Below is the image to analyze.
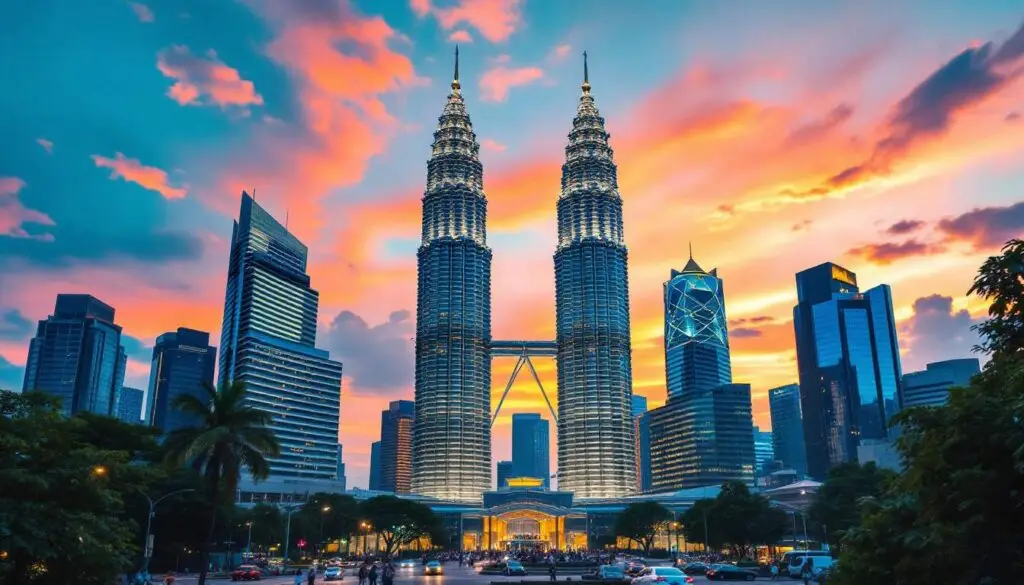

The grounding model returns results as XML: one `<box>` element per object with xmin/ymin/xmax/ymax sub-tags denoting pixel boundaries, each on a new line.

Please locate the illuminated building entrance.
<box><xmin>478</xmin><ymin>481</ymin><xmax>588</xmax><ymax>551</ymax></box>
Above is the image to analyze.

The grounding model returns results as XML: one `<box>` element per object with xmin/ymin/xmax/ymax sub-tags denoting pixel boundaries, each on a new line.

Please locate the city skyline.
<box><xmin>2</xmin><ymin>1</ymin><xmax>1023</xmax><ymax>490</ymax></box>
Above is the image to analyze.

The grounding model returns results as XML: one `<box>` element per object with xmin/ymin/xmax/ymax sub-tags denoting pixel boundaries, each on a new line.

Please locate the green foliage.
<box><xmin>681</xmin><ymin>481</ymin><xmax>788</xmax><ymax>557</ymax></box>
<box><xmin>807</xmin><ymin>462</ymin><xmax>896</xmax><ymax>550</ymax></box>
<box><xmin>613</xmin><ymin>501</ymin><xmax>672</xmax><ymax>554</ymax></box>
<box><xmin>287</xmin><ymin>493</ymin><xmax>360</xmax><ymax>554</ymax></box>
<box><xmin>968</xmin><ymin>238</ymin><xmax>1024</xmax><ymax>357</ymax></box>
<box><xmin>359</xmin><ymin>495</ymin><xmax>445</xmax><ymax>556</ymax></box>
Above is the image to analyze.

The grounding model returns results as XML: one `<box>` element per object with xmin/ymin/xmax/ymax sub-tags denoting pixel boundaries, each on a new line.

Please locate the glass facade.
<box><xmin>793</xmin><ymin>262</ymin><xmax>904</xmax><ymax>479</ymax></box>
<box><xmin>146</xmin><ymin>327</ymin><xmax>216</xmax><ymax>431</ymax></box>
<box><xmin>631</xmin><ymin>394</ymin><xmax>648</xmax><ymax>418</ymax></box>
<box><xmin>23</xmin><ymin>294</ymin><xmax>127</xmax><ymax>417</ymax></box>
<box><xmin>369</xmin><ymin>441</ymin><xmax>382</xmax><ymax>490</ymax></box>
<box><xmin>511</xmin><ymin>413</ymin><xmax>550</xmax><ymax>487</ymax></box>
<box><xmin>664</xmin><ymin>259</ymin><xmax>732</xmax><ymax>399</ymax></box>
<box><xmin>496</xmin><ymin>460</ymin><xmax>513</xmax><ymax>489</ymax></box>
<box><xmin>753</xmin><ymin>425</ymin><xmax>774</xmax><ymax>473</ymax></box>
<box><xmin>380</xmin><ymin>400</ymin><xmax>415</xmax><ymax>494</ymax></box>
<box><xmin>648</xmin><ymin>383</ymin><xmax>755</xmax><ymax>491</ymax></box>
<box><xmin>768</xmin><ymin>383</ymin><xmax>807</xmax><ymax>476</ymax></box>
<box><xmin>902</xmin><ymin>358</ymin><xmax>980</xmax><ymax>408</ymax></box>
<box><xmin>554</xmin><ymin>65</ymin><xmax>636</xmax><ymax>499</ymax></box>
<box><xmin>412</xmin><ymin>61</ymin><xmax>493</xmax><ymax>503</ymax></box>
<box><xmin>219</xmin><ymin>192</ymin><xmax>343</xmax><ymax>482</ymax></box>
<box><xmin>637</xmin><ymin>411</ymin><xmax>652</xmax><ymax>493</ymax></box>
<box><xmin>116</xmin><ymin>386</ymin><xmax>144</xmax><ymax>424</ymax></box>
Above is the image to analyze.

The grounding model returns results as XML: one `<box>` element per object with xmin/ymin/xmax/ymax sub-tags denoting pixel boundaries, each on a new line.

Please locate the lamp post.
<box><xmin>245</xmin><ymin>522</ymin><xmax>254</xmax><ymax>557</ymax></box>
<box><xmin>360</xmin><ymin>522</ymin><xmax>371</xmax><ymax>556</ymax></box>
<box><xmin>320</xmin><ymin>506</ymin><xmax>332</xmax><ymax>561</ymax></box>
<box><xmin>282</xmin><ymin>504</ymin><xmax>303</xmax><ymax>562</ymax></box>
<box><xmin>136</xmin><ymin>487</ymin><xmax>196</xmax><ymax>571</ymax></box>
<box><xmin>703</xmin><ymin>510</ymin><xmax>709</xmax><ymax>554</ymax></box>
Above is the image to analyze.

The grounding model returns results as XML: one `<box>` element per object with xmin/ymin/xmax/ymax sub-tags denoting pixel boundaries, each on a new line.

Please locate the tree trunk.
<box><xmin>198</xmin><ymin>481</ymin><xmax>220</xmax><ymax>585</ymax></box>
<box><xmin>4</xmin><ymin>551</ymin><xmax>28</xmax><ymax>585</ymax></box>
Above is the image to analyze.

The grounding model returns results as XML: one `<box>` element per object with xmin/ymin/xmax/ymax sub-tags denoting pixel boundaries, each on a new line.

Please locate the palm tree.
<box><xmin>164</xmin><ymin>380</ymin><xmax>280</xmax><ymax>585</ymax></box>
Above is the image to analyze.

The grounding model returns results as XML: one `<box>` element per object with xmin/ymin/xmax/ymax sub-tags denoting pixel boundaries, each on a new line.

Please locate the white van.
<box><xmin>785</xmin><ymin>551</ymin><xmax>834</xmax><ymax>578</ymax></box>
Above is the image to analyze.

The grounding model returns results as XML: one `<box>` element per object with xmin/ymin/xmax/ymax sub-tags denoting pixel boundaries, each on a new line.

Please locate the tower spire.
<box><xmin>452</xmin><ymin>45</ymin><xmax>461</xmax><ymax>92</ymax></box>
<box><xmin>689</xmin><ymin>241</ymin><xmax>693</xmax><ymax>260</ymax></box>
<box><xmin>582</xmin><ymin>50</ymin><xmax>590</xmax><ymax>94</ymax></box>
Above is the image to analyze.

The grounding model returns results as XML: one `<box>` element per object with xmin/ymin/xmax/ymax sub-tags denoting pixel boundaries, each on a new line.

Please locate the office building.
<box><xmin>902</xmin><ymin>358</ymin><xmax>980</xmax><ymax>408</ymax></box>
<box><xmin>554</xmin><ymin>56</ymin><xmax>636</xmax><ymax>499</ymax></box>
<box><xmin>649</xmin><ymin>383</ymin><xmax>756</xmax><ymax>491</ymax></box>
<box><xmin>793</xmin><ymin>262</ymin><xmax>903</xmax><ymax>479</ymax></box>
<box><xmin>380</xmin><ymin>400</ymin><xmax>415</xmax><ymax>494</ymax></box>
<box><xmin>116</xmin><ymin>386</ymin><xmax>144</xmax><ymax>424</ymax></box>
<box><xmin>412</xmin><ymin>49</ymin><xmax>493</xmax><ymax>502</ymax></box>
<box><xmin>511</xmin><ymin>413</ymin><xmax>550</xmax><ymax>486</ymax></box>
<box><xmin>146</xmin><ymin>327</ymin><xmax>216</xmax><ymax>431</ymax></box>
<box><xmin>369</xmin><ymin>441</ymin><xmax>382</xmax><ymax>491</ymax></box>
<box><xmin>631</xmin><ymin>394</ymin><xmax>648</xmax><ymax>419</ymax></box>
<box><xmin>23</xmin><ymin>294</ymin><xmax>127</xmax><ymax>416</ymax></box>
<box><xmin>496</xmin><ymin>460</ymin><xmax>514</xmax><ymax>489</ymax></box>
<box><xmin>636</xmin><ymin>411</ymin><xmax>652</xmax><ymax>493</ymax></box>
<box><xmin>337</xmin><ymin>444</ymin><xmax>347</xmax><ymax>492</ymax></box>
<box><xmin>768</xmin><ymin>384</ymin><xmax>808</xmax><ymax>476</ymax></box>
<box><xmin>219</xmin><ymin>191</ymin><xmax>344</xmax><ymax>482</ymax></box>
<box><xmin>753</xmin><ymin>425</ymin><xmax>774</xmax><ymax>473</ymax></box>
<box><xmin>664</xmin><ymin>253</ymin><xmax>731</xmax><ymax>399</ymax></box>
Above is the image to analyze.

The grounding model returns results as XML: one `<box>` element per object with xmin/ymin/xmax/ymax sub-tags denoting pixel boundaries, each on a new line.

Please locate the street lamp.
<box><xmin>92</xmin><ymin>465</ymin><xmax>107</xmax><ymax>476</ymax></box>
<box><xmin>282</xmin><ymin>504</ymin><xmax>303</xmax><ymax>561</ymax></box>
<box><xmin>135</xmin><ymin>487</ymin><xmax>196</xmax><ymax>571</ymax></box>
<box><xmin>360</xmin><ymin>522</ymin><xmax>372</xmax><ymax>556</ymax></box>
<box><xmin>319</xmin><ymin>506</ymin><xmax>331</xmax><ymax>561</ymax></box>
<box><xmin>245</xmin><ymin>522</ymin><xmax>254</xmax><ymax>557</ymax></box>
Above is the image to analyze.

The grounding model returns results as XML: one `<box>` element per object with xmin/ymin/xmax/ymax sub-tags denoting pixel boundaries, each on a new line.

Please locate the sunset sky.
<box><xmin>1</xmin><ymin>0</ymin><xmax>1023</xmax><ymax>489</ymax></box>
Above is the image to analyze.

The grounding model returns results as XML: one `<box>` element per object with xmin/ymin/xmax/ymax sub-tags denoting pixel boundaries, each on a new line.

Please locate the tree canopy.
<box><xmin>807</xmin><ymin>462</ymin><xmax>896</xmax><ymax>550</ymax></box>
<box><xmin>359</xmin><ymin>495</ymin><xmax>445</xmax><ymax>556</ymax></box>
<box><xmin>614</xmin><ymin>501</ymin><xmax>672</xmax><ymax>555</ymax></box>
<box><xmin>681</xmin><ymin>481</ymin><xmax>787</xmax><ymax>558</ymax></box>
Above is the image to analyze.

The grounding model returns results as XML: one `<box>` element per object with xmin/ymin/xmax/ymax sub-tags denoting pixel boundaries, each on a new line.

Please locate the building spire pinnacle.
<box><xmin>452</xmin><ymin>45</ymin><xmax>461</xmax><ymax>92</ymax></box>
<box><xmin>689</xmin><ymin>241</ymin><xmax>693</xmax><ymax>260</ymax></box>
<box><xmin>582</xmin><ymin>50</ymin><xmax>590</xmax><ymax>94</ymax></box>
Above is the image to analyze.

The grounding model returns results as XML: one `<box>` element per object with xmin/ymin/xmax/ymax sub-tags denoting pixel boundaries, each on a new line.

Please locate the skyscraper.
<box><xmin>631</xmin><ymin>395</ymin><xmax>650</xmax><ymax>493</ymax></box>
<box><xmin>116</xmin><ymin>386</ymin><xmax>144</xmax><ymax>424</ymax></box>
<box><xmin>554</xmin><ymin>53</ymin><xmax>636</xmax><ymax>499</ymax></box>
<box><xmin>337</xmin><ymin>444</ymin><xmax>347</xmax><ymax>492</ymax></box>
<box><xmin>496</xmin><ymin>460</ymin><xmax>514</xmax><ymax>489</ymax></box>
<box><xmin>219</xmin><ymin>191</ymin><xmax>343</xmax><ymax>482</ymax></box>
<box><xmin>902</xmin><ymin>358</ymin><xmax>980</xmax><ymax>408</ymax></box>
<box><xmin>380</xmin><ymin>400</ymin><xmax>415</xmax><ymax>494</ymax></box>
<box><xmin>664</xmin><ymin>253</ymin><xmax>731</xmax><ymax>399</ymax></box>
<box><xmin>511</xmin><ymin>413</ymin><xmax>550</xmax><ymax>486</ymax></box>
<box><xmin>631</xmin><ymin>394</ymin><xmax>648</xmax><ymax>419</ymax></box>
<box><xmin>146</xmin><ymin>327</ymin><xmax>216</xmax><ymax>431</ymax></box>
<box><xmin>768</xmin><ymin>383</ymin><xmax>807</xmax><ymax>476</ymax></box>
<box><xmin>753</xmin><ymin>425</ymin><xmax>775</xmax><ymax>473</ymax></box>
<box><xmin>412</xmin><ymin>49</ymin><xmax>493</xmax><ymax>502</ymax></box>
<box><xmin>23</xmin><ymin>294</ymin><xmax>127</xmax><ymax>417</ymax></box>
<box><xmin>793</xmin><ymin>262</ymin><xmax>903</xmax><ymax>479</ymax></box>
<box><xmin>369</xmin><ymin>441</ymin><xmax>382</xmax><ymax>491</ymax></box>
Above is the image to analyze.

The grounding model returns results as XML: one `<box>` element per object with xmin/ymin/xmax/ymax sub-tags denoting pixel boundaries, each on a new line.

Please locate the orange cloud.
<box><xmin>91</xmin><ymin>152</ymin><xmax>188</xmax><ymax>200</ymax></box>
<box><xmin>847</xmin><ymin>240</ymin><xmax>946</xmax><ymax>265</ymax></box>
<box><xmin>36</xmin><ymin>138</ymin><xmax>53</xmax><ymax>154</ymax></box>
<box><xmin>412</xmin><ymin>0</ymin><xmax>523</xmax><ymax>42</ymax></box>
<box><xmin>448</xmin><ymin>30</ymin><xmax>473</xmax><ymax>43</ymax></box>
<box><xmin>0</xmin><ymin>177</ymin><xmax>55</xmax><ymax>240</ymax></box>
<box><xmin>156</xmin><ymin>45</ymin><xmax>263</xmax><ymax>110</ymax></box>
<box><xmin>479</xmin><ymin>58</ymin><xmax>543</xmax><ymax>101</ymax></box>
<box><xmin>127</xmin><ymin>1</ymin><xmax>154</xmax><ymax>22</ymax></box>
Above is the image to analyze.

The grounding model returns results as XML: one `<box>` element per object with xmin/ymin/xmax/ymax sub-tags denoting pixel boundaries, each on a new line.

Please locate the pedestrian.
<box><xmin>369</xmin><ymin>563</ymin><xmax>379</xmax><ymax>585</ymax></box>
<box><xmin>801</xmin><ymin>558</ymin><xmax>813</xmax><ymax>585</ymax></box>
<box><xmin>382</xmin><ymin>561</ymin><xmax>395</xmax><ymax>585</ymax></box>
<box><xmin>549</xmin><ymin>563</ymin><xmax>557</xmax><ymax>583</ymax></box>
<box><xmin>308</xmin><ymin>567</ymin><xmax>317</xmax><ymax>585</ymax></box>
<box><xmin>358</xmin><ymin>562</ymin><xmax>369</xmax><ymax>585</ymax></box>
<box><xmin>770</xmin><ymin>563</ymin><xmax>779</xmax><ymax>581</ymax></box>
<box><xmin>294</xmin><ymin>570</ymin><xmax>303</xmax><ymax>585</ymax></box>
<box><xmin>163</xmin><ymin>572</ymin><xmax>176</xmax><ymax>585</ymax></box>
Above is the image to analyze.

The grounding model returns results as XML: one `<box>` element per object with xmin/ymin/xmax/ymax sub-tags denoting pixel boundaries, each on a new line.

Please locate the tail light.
<box><xmin>654</xmin><ymin>577</ymin><xmax>666</xmax><ymax>582</ymax></box>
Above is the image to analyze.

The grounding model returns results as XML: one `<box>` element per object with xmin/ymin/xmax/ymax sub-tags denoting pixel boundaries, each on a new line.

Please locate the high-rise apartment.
<box><xmin>116</xmin><ymin>386</ymin><xmax>144</xmax><ymax>424</ymax></box>
<box><xmin>793</xmin><ymin>262</ymin><xmax>903</xmax><ymax>479</ymax></box>
<box><xmin>336</xmin><ymin>444</ymin><xmax>347</xmax><ymax>492</ymax></box>
<box><xmin>369</xmin><ymin>441</ymin><xmax>382</xmax><ymax>491</ymax></box>
<box><xmin>511</xmin><ymin>413</ymin><xmax>550</xmax><ymax>486</ymax></box>
<box><xmin>219</xmin><ymin>191</ymin><xmax>343</xmax><ymax>482</ymax></box>
<box><xmin>902</xmin><ymin>358</ymin><xmax>980</xmax><ymax>408</ymax></box>
<box><xmin>411</xmin><ymin>49</ymin><xmax>493</xmax><ymax>502</ymax></box>
<box><xmin>23</xmin><ymin>294</ymin><xmax>127</xmax><ymax>416</ymax></box>
<box><xmin>664</xmin><ymin>254</ymin><xmax>732</xmax><ymax>399</ymax></box>
<box><xmin>380</xmin><ymin>400</ymin><xmax>415</xmax><ymax>494</ymax></box>
<box><xmin>768</xmin><ymin>383</ymin><xmax>807</xmax><ymax>476</ymax></box>
<box><xmin>554</xmin><ymin>55</ymin><xmax>636</xmax><ymax>499</ymax></box>
<box><xmin>146</xmin><ymin>327</ymin><xmax>216</xmax><ymax>431</ymax></box>
<box><xmin>496</xmin><ymin>460</ymin><xmax>514</xmax><ymax>489</ymax></box>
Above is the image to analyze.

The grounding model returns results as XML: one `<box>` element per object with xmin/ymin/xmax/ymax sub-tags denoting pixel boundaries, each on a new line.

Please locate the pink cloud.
<box><xmin>448</xmin><ymin>30</ymin><xmax>473</xmax><ymax>43</ymax></box>
<box><xmin>480</xmin><ymin>138</ymin><xmax>507</xmax><ymax>152</ymax></box>
<box><xmin>550</xmin><ymin>43</ymin><xmax>572</xmax><ymax>62</ymax></box>
<box><xmin>412</xmin><ymin>0</ymin><xmax>522</xmax><ymax>42</ymax></box>
<box><xmin>479</xmin><ymin>60</ymin><xmax>543</xmax><ymax>101</ymax></box>
<box><xmin>156</xmin><ymin>45</ymin><xmax>263</xmax><ymax>110</ymax></box>
<box><xmin>127</xmin><ymin>1</ymin><xmax>154</xmax><ymax>23</ymax></box>
<box><xmin>91</xmin><ymin>153</ymin><xmax>188</xmax><ymax>200</ymax></box>
<box><xmin>36</xmin><ymin>138</ymin><xmax>53</xmax><ymax>154</ymax></box>
<box><xmin>0</xmin><ymin>177</ymin><xmax>55</xmax><ymax>241</ymax></box>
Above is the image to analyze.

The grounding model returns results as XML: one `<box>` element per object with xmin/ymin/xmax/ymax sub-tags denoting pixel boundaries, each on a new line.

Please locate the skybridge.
<box><xmin>490</xmin><ymin>340</ymin><xmax>557</xmax><ymax>427</ymax></box>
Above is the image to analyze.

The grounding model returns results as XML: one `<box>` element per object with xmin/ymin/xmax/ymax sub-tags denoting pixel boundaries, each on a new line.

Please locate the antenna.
<box><xmin>286</xmin><ymin>209</ymin><xmax>290</xmax><ymax>230</ymax></box>
<box><xmin>452</xmin><ymin>45</ymin><xmax>461</xmax><ymax>91</ymax></box>
<box><xmin>251</xmin><ymin>187</ymin><xmax>256</xmax><ymax>202</ymax></box>
<box><xmin>689</xmin><ymin>241</ymin><xmax>693</xmax><ymax>260</ymax></box>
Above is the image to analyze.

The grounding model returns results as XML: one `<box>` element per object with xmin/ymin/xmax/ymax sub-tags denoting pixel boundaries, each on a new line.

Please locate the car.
<box><xmin>425</xmin><ymin>560</ymin><xmax>444</xmax><ymax>576</ymax></box>
<box><xmin>232</xmin><ymin>565</ymin><xmax>261</xmax><ymax>581</ymax></box>
<box><xmin>505</xmin><ymin>561</ymin><xmax>528</xmax><ymax>576</ymax></box>
<box><xmin>631</xmin><ymin>567</ymin><xmax>693</xmax><ymax>585</ymax></box>
<box><xmin>679</xmin><ymin>563</ymin><xmax>708</xmax><ymax>576</ymax></box>
<box><xmin>596</xmin><ymin>565</ymin><xmax>629</xmax><ymax>583</ymax></box>
<box><xmin>400</xmin><ymin>559</ymin><xmax>417</xmax><ymax>569</ymax></box>
<box><xmin>705</xmin><ymin>564</ymin><xmax>756</xmax><ymax>581</ymax></box>
<box><xmin>625</xmin><ymin>562</ymin><xmax>647</xmax><ymax>577</ymax></box>
<box><xmin>324</xmin><ymin>566</ymin><xmax>343</xmax><ymax>581</ymax></box>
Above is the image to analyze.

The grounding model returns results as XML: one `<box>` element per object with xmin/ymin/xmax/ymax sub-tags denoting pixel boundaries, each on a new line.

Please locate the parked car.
<box><xmin>425</xmin><ymin>560</ymin><xmax>444</xmax><ymax>576</ymax></box>
<box><xmin>232</xmin><ymin>565</ymin><xmax>261</xmax><ymax>581</ymax></box>
<box><xmin>680</xmin><ymin>563</ymin><xmax>708</xmax><ymax>576</ymax></box>
<box><xmin>631</xmin><ymin>567</ymin><xmax>693</xmax><ymax>585</ymax></box>
<box><xmin>324</xmin><ymin>566</ymin><xmax>343</xmax><ymax>582</ymax></box>
<box><xmin>705</xmin><ymin>564</ymin><xmax>756</xmax><ymax>581</ymax></box>
<box><xmin>596</xmin><ymin>565</ymin><xmax>629</xmax><ymax>583</ymax></box>
<box><xmin>505</xmin><ymin>561</ymin><xmax>528</xmax><ymax>576</ymax></box>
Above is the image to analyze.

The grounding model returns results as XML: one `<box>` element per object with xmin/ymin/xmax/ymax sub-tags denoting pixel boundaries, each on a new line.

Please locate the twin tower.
<box><xmin>411</xmin><ymin>49</ymin><xmax>635</xmax><ymax>502</ymax></box>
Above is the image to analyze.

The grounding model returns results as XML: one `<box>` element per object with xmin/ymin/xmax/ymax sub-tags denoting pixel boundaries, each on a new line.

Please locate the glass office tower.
<box><xmin>23</xmin><ymin>294</ymin><xmax>127</xmax><ymax>417</ymax></box>
<box><xmin>219</xmin><ymin>192</ymin><xmax>343</xmax><ymax>482</ymax></box>
<box><xmin>412</xmin><ymin>50</ymin><xmax>493</xmax><ymax>502</ymax></box>
<box><xmin>511</xmin><ymin>413</ymin><xmax>550</xmax><ymax>486</ymax></box>
<box><xmin>496</xmin><ymin>460</ymin><xmax>514</xmax><ymax>489</ymax></box>
<box><xmin>768</xmin><ymin>383</ymin><xmax>808</xmax><ymax>476</ymax></box>
<box><xmin>116</xmin><ymin>386</ymin><xmax>144</xmax><ymax>424</ymax></box>
<box><xmin>637</xmin><ymin>411</ymin><xmax>652</xmax><ymax>493</ymax></box>
<box><xmin>793</xmin><ymin>262</ymin><xmax>903</xmax><ymax>479</ymax></box>
<box><xmin>147</xmin><ymin>327</ymin><xmax>216</xmax><ymax>431</ymax></box>
<box><xmin>554</xmin><ymin>55</ymin><xmax>636</xmax><ymax>499</ymax></box>
<box><xmin>664</xmin><ymin>256</ymin><xmax>732</xmax><ymax>399</ymax></box>
<box><xmin>902</xmin><ymin>358</ymin><xmax>980</xmax><ymax>408</ymax></box>
<box><xmin>631</xmin><ymin>394</ymin><xmax>648</xmax><ymax>418</ymax></box>
<box><xmin>753</xmin><ymin>425</ymin><xmax>774</xmax><ymax>474</ymax></box>
<box><xmin>369</xmin><ymin>441</ymin><xmax>382</xmax><ymax>491</ymax></box>
<box><xmin>380</xmin><ymin>400</ymin><xmax>415</xmax><ymax>494</ymax></box>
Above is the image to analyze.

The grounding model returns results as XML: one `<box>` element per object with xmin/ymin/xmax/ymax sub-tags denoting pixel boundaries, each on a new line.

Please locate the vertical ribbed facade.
<box><xmin>380</xmin><ymin>400</ymin><xmax>415</xmax><ymax>494</ymax></box>
<box><xmin>664</xmin><ymin>258</ymin><xmax>732</xmax><ymax>400</ymax></box>
<box><xmin>554</xmin><ymin>58</ymin><xmax>636</xmax><ymax>499</ymax></box>
<box><xmin>412</xmin><ymin>54</ymin><xmax>493</xmax><ymax>502</ymax></box>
